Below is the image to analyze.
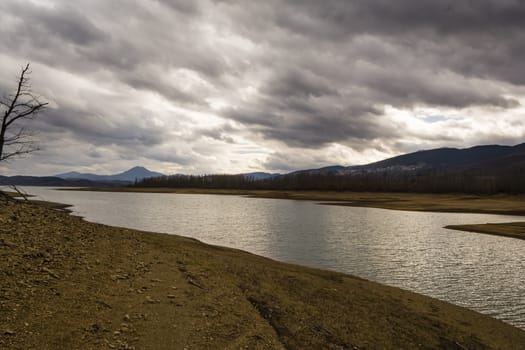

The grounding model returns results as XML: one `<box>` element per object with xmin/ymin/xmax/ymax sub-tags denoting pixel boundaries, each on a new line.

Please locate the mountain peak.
<box><xmin>127</xmin><ymin>166</ymin><xmax>148</xmax><ymax>171</ymax></box>
<box><xmin>55</xmin><ymin>166</ymin><xmax>164</xmax><ymax>182</ymax></box>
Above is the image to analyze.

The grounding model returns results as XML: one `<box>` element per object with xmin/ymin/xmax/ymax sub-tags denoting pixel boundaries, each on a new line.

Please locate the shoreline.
<box><xmin>1</xmin><ymin>201</ymin><xmax>525</xmax><ymax>349</ymax></box>
<box><xmin>66</xmin><ymin>187</ymin><xmax>525</xmax><ymax>216</ymax></box>
<box><xmin>1</xmin><ymin>202</ymin><xmax>524</xmax><ymax>348</ymax></box>
<box><xmin>67</xmin><ymin>187</ymin><xmax>525</xmax><ymax>240</ymax></box>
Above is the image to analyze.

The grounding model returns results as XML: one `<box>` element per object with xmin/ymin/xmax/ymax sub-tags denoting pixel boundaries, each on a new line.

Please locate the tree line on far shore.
<box><xmin>133</xmin><ymin>165</ymin><xmax>525</xmax><ymax>194</ymax></box>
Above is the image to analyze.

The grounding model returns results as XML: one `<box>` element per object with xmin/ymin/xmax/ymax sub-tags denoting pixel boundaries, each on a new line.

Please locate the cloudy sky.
<box><xmin>1</xmin><ymin>0</ymin><xmax>525</xmax><ymax>176</ymax></box>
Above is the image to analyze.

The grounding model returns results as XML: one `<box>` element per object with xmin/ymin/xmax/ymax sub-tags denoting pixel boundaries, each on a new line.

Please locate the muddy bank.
<box><xmin>1</xmin><ymin>202</ymin><xmax>524</xmax><ymax>349</ymax></box>
<box><xmin>446</xmin><ymin>222</ymin><xmax>525</xmax><ymax>240</ymax></box>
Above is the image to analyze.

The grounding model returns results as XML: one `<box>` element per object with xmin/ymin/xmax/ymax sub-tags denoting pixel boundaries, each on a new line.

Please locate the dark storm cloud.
<box><xmin>123</xmin><ymin>72</ymin><xmax>203</xmax><ymax>106</ymax></box>
<box><xmin>0</xmin><ymin>0</ymin><xmax>229</xmax><ymax>102</ymax></box>
<box><xmin>197</xmin><ymin>124</ymin><xmax>238</xmax><ymax>144</ymax></box>
<box><xmin>213</xmin><ymin>0</ymin><xmax>525</xmax><ymax>148</ymax></box>
<box><xmin>87</xmin><ymin>150</ymin><xmax>103</xmax><ymax>159</ymax></box>
<box><xmin>355</xmin><ymin>66</ymin><xmax>520</xmax><ymax>109</ymax></box>
<box><xmin>2</xmin><ymin>0</ymin><xmax>525</xmax><ymax>175</ymax></box>
<box><xmin>263</xmin><ymin>69</ymin><xmax>340</xmax><ymax>99</ymax></box>
<box><xmin>0</xmin><ymin>2</ymin><xmax>104</xmax><ymax>46</ymax></box>
<box><xmin>224</xmin><ymin>98</ymin><xmax>386</xmax><ymax>148</ymax></box>
<box><xmin>35</xmin><ymin>105</ymin><xmax>168</xmax><ymax>147</ymax></box>
<box><xmin>276</xmin><ymin>0</ymin><xmax>525</xmax><ymax>85</ymax></box>
<box><xmin>279</xmin><ymin>0</ymin><xmax>525</xmax><ymax>35</ymax></box>
<box><xmin>155</xmin><ymin>0</ymin><xmax>202</xmax><ymax>15</ymax></box>
<box><xmin>32</xmin><ymin>8</ymin><xmax>104</xmax><ymax>46</ymax></box>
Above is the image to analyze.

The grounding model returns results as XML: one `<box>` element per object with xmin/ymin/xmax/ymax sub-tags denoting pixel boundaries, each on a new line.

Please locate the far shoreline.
<box><xmin>60</xmin><ymin>187</ymin><xmax>525</xmax><ymax>241</ymax></box>
<box><xmin>16</xmin><ymin>183</ymin><xmax>525</xmax><ymax>242</ymax></box>
<box><xmin>62</xmin><ymin>187</ymin><xmax>525</xmax><ymax>214</ymax></box>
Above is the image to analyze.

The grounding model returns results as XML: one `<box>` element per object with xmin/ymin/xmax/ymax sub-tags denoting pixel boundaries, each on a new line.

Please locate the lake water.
<box><xmin>17</xmin><ymin>187</ymin><xmax>525</xmax><ymax>330</ymax></box>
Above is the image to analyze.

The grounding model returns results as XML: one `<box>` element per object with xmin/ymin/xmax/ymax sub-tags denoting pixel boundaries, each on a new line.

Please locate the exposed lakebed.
<box><xmin>21</xmin><ymin>186</ymin><xmax>525</xmax><ymax>329</ymax></box>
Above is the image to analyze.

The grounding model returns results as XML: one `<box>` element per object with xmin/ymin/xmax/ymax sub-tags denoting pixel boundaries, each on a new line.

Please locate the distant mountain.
<box><xmin>56</xmin><ymin>166</ymin><xmax>164</xmax><ymax>182</ymax></box>
<box><xmin>56</xmin><ymin>171</ymin><xmax>86</xmax><ymax>179</ymax></box>
<box><xmin>0</xmin><ymin>176</ymin><xmax>129</xmax><ymax>187</ymax></box>
<box><xmin>110</xmin><ymin>166</ymin><xmax>164</xmax><ymax>182</ymax></box>
<box><xmin>0</xmin><ymin>166</ymin><xmax>161</xmax><ymax>187</ymax></box>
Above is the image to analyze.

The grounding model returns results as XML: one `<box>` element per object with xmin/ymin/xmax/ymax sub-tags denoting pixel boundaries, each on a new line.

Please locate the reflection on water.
<box><xmin>20</xmin><ymin>187</ymin><xmax>525</xmax><ymax>329</ymax></box>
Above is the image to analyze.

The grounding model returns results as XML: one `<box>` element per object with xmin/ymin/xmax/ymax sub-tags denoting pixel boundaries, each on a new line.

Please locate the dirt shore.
<box><xmin>445</xmin><ymin>222</ymin><xmax>525</xmax><ymax>240</ymax></box>
<box><xmin>72</xmin><ymin>188</ymin><xmax>525</xmax><ymax>216</ymax></box>
<box><xmin>1</xmin><ymin>202</ymin><xmax>525</xmax><ymax>349</ymax></box>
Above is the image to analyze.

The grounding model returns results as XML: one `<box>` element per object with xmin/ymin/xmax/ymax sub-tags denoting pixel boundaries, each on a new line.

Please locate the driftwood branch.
<box><xmin>0</xmin><ymin>185</ymin><xmax>29</xmax><ymax>205</ymax></box>
<box><xmin>8</xmin><ymin>185</ymin><xmax>29</xmax><ymax>201</ymax></box>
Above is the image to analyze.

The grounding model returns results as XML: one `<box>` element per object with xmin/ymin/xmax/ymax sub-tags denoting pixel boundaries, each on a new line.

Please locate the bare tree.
<box><xmin>1</xmin><ymin>63</ymin><xmax>48</xmax><ymax>162</ymax></box>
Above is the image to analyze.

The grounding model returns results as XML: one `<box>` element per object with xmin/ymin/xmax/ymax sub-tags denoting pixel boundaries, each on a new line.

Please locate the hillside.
<box><xmin>360</xmin><ymin>143</ymin><xmax>525</xmax><ymax>171</ymax></box>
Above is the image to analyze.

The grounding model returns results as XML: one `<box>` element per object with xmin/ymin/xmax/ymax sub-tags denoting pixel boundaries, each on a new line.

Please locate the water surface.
<box><xmin>19</xmin><ymin>187</ymin><xmax>525</xmax><ymax>329</ymax></box>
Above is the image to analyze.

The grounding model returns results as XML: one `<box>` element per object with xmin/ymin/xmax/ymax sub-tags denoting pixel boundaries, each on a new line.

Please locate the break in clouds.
<box><xmin>1</xmin><ymin>0</ymin><xmax>525</xmax><ymax>175</ymax></box>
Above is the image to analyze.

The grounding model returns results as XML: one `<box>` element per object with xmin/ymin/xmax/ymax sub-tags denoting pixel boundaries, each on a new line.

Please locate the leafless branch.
<box><xmin>1</xmin><ymin>63</ymin><xmax>47</xmax><ymax>162</ymax></box>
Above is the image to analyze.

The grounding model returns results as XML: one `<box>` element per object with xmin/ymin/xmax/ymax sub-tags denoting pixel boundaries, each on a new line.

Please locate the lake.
<box><xmin>17</xmin><ymin>186</ymin><xmax>525</xmax><ymax>330</ymax></box>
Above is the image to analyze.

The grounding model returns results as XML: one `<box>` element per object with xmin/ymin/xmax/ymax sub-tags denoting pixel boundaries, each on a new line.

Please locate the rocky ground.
<box><xmin>1</xmin><ymin>201</ymin><xmax>525</xmax><ymax>349</ymax></box>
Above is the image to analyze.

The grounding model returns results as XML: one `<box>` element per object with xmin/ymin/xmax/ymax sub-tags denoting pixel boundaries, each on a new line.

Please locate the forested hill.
<box><xmin>362</xmin><ymin>143</ymin><xmax>525</xmax><ymax>170</ymax></box>
<box><xmin>134</xmin><ymin>143</ymin><xmax>525</xmax><ymax>194</ymax></box>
